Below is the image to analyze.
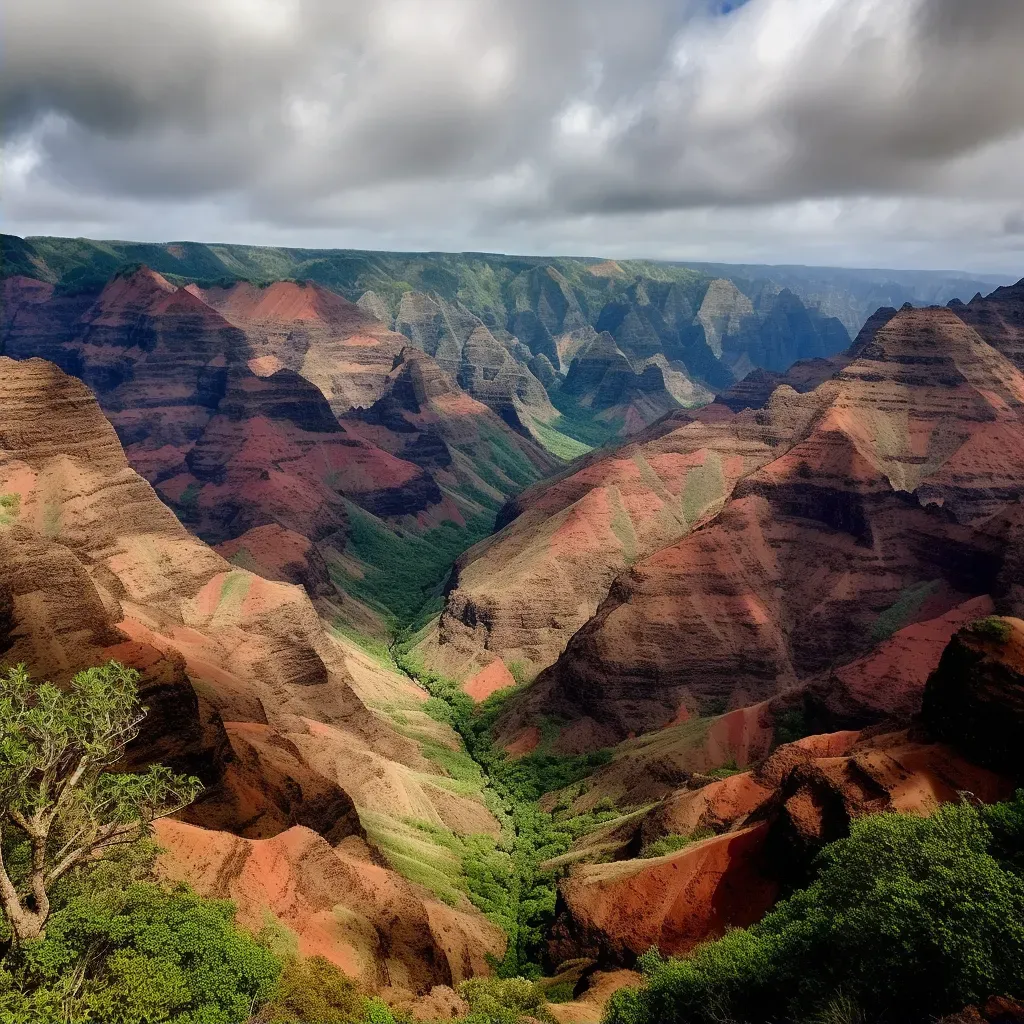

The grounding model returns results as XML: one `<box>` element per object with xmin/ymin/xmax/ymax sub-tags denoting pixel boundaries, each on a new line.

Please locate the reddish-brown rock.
<box><xmin>921</xmin><ymin>616</ymin><xmax>1024</xmax><ymax>779</ymax></box>
<box><xmin>493</xmin><ymin>306</ymin><xmax>1024</xmax><ymax>747</ymax></box>
<box><xmin>0</xmin><ymin>356</ymin><xmax>504</xmax><ymax>990</ymax></box>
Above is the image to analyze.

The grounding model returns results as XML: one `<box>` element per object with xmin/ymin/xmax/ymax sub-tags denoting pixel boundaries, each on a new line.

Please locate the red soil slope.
<box><xmin>551</xmin><ymin>726</ymin><xmax>1011</xmax><ymax>964</ymax></box>
<box><xmin>0</xmin><ymin>357</ymin><xmax>504</xmax><ymax>990</ymax></box>
<box><xmin>494</xmin><ymin>304</ymin><xmax>1024</xmax><ymax>747</ymax></box>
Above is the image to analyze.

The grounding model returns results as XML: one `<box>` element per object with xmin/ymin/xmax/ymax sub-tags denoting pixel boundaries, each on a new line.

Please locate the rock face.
<box><xmin>715</xmin><ymin>305</ymin><xmax>899</xmax><ymax>412</ymax></box>
<box><xmin>522</xmin><ymin>307</ymin><xmax>1024</xmax><ymax>742</ymax></box>
<box><xmin>549</xmin><ymin>727</ymin><xmax>1012</xmax><ymax>965</ymax></box>
<box><xmin>1</xmin><ymin>269</ymin><xmax>558</xmax><ymax>629</ymax></box>
<box><xmin>423</xmin><ymin>299</ymin><xmax>1024</xmax><ymax>748</ymax></box>
<box><xmin>395</xmin><ymin>291</ymin><xmax>559</xmax><ymax>433</ymax></box>
<box><xmin>559</xmin><ymin>332</ymin><xmax>713</xmax><ymax>436</ymax></box>
<box><xmin>921</xmin><ymin>616</ymin><xmax>1024</xmax><ymax>780</ymax></box>
<box><xmin>951</xmin><ymin>277</ymin><xmax>1024</xmax><ymax>371</ymax></box>
<box><xmin>420</xmin><ymin>400</ymin><xmax>792</xmax><ymax>683</ymax></box>
<box><xmin>197</xmin><ymin>279</ymin><xmax>410</xmax><ymax>413</ymax></box>
<box><xmin>693</xmin><ymin>279</ymin><xmax>851</xmax><ymax>378</ymax></box>
<box><xmin>0</xmin><ymin>357</ymin><xmax>505</xmax><ymax>990</ymax></box>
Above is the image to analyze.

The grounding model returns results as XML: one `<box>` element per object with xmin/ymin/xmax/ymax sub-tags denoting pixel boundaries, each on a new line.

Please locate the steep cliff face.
<box><xmin>562</xmin><ymin>332</ymin><xmax>714</xmax><ymax>429</ymax></box>
<box><xmin>922</xmin><ymin>616</ymin><xmax>1024</xmax><ymax>780</ymax></box>
<box><xmin>515</xmin><ymin>307</ymin><xmax>1024</xmax><ymax>743</ymax></box>
<box><xmin>950</xmin><ymin>278</ymin><xmax>1024</xmax><ymax>371</ymax></box>
<box><xmin>419</xmin><ymin>399</ymin><xmax>806</xmax><ymax>682</ymax></box>
<box><xmin>197</xmin><ymin>278</ymin><xmax>409</xmax><ymax>412</ymax></box>
<box><xmin>342</xmin><ymin>347</ymin><xmax>559</xmax><ymax>515</ymax></box>
<box><xmin>715</xmin><ymin>305</ymin><xmax>899</xmax><ymax>412</ymax></box>
<box><xmin>1</xmin><ymin>268</ymin><xmax>559</xmax><ymax>629</ymax></box>
<box><xmin>0</xmin><ymin>357</ymin><xmax>505</xmax><ymax>990</ymax></box>
<box><xmin>394</xmin><ymin>290</ymin><xmax>559</xmax><ymax>434</ymax></box>
<box><xmin>422</xmin><ymin>300</ymin><xmax>1024</xmax><ymax>746</ymax></box>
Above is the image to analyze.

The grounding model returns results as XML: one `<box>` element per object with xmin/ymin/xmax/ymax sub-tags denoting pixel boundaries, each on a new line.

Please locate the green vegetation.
<box><xmin>967</xmin><ymin>616</ymin><xmax>1014</xmax><ymax>643</ymax></box>
<box><xmin>329</xmin><ymin>502</ymin><xmax>494</xmax><ymax>629</ymax></box>
<box><xmin>549</xmin><ymin>392</ymin><xmax>624</xmax><ymax>449</ymax></box>
<box><xmin>0</xmin><ymin>494</ymin><xmax>19</xmax><ymax>526</ymax></box>
<box><xmin>0</xmin><ymin>661</ymin><xmax>201</xmax><ymax>942</ymax></box>
<box><xmin>529</xmin><ymin>417</ymin><xmax>593</xmax><ymax>461</ymax></box>
<box><xmin>176</xmin><ymin>481</ymin><xmax>202</xmax><ymax>523</ymax></box>
<box><xmin>772</xmin><ymin>706</ymin><xmax>811</xmax><ymax>746</ymax></box>
<box><xmin>0</xmin><ymin>858</ymin><xmax>281</xmax><ymax>1024</ymax></box>
<box><xmin>256</xmin><ymin>953</ymin><xmax>411</xmax><ymax>1024</ymax></box>
<box><xmin>639</xmin><ymin>829</ymin><xmax>714</xmax><ymax>859</ymax></box>
<box><xmin>458</xmin><ymin>976</ymin><xmax>554</xmax><ymax>1024</ymax></box>
<box><xmin>0</xmin><ymin>660</ymin><xmax>422</xmax><ymax>1024</ymax></box>
<box><xmin>605</xmin><ymin>794</ymin><xmax>1024</xmax><ymax>1024</ymax></box>
<box><xmin>395</xmin><ymin>652</ymin><xmax>616</xmax><ymax>975</ymax></box>
<box><xmin>869</xmin><ymin>579</ymin><xmax>940</xmax><ymax>643</ymax></box>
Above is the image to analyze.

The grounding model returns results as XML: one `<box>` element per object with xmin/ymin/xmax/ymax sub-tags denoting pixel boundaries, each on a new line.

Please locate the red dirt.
<box><xmin>464</xmin><ymin>659</ymin><xmax>516</xmax><ymax>702</ymax></box>
<box><xmin>156</xmin><ymin>820</ymin><xmax>503</xmax><ymax>993</ymax></box>
<box><xmin>553</xmin><ymin>824</ymin><xmax>778</xmax><ymax>962</ymax></box>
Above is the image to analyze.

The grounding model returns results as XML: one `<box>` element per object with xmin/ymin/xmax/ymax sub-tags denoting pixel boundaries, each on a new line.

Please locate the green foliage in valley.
<box><xmin>397</xmin><ymin>653</ymin><xmax>616</xmax><ymax>976</ymax></box>
<box><xmin>329</xmin><ymin>503</ymin><xmax>495</xmax><ymax>629</ymax></box>
<box><xmin>458</xmin><ymin>976</ymin><xmax>554</xmax><ymax>1024</ymax></box>
<box><xmin>604</xmin><ymin>794</ymin><xmax>1024</xmax><ymax>1024</ymax></box>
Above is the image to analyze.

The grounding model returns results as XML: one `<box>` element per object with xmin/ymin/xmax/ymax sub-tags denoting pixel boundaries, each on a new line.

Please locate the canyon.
<box><xmin>1</xmin><ymin>236</ymin><xmax>1022</xmax><ymax>1021</ymax></box>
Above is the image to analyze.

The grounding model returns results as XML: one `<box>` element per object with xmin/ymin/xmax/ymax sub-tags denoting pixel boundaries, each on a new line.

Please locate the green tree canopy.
<box><xmin>0</xmin><ymin>661</ymin><xmax>201</xmax><ymax>942</ymax></box>
<box><xmin>605</xmin><ymin>795</ymin><xmax>1024</xmax><ymax>1024</ymax></box>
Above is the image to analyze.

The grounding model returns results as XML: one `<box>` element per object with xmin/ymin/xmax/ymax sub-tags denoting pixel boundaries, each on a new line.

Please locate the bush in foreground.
<box><xmin>605</xmin><ymin>795</ymin><xmax>1024</xmax><ymax>1024</ymax></box>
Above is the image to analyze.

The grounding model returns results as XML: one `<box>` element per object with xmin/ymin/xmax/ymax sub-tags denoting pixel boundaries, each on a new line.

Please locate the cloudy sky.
<box><xmin>4</xmin><ymin>0</ymin><xmax>1024</xmax><ymax>273</ymax></box>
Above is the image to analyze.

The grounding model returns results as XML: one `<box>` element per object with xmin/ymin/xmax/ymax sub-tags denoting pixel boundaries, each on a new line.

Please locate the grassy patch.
<box><xmin>966</xmin><ymin>616</ymin><xmax>1013</xmax><ymax>643</ymax></box>
<box><xmin>530</xmin><ymin>417</ymin><xmax>593</xmax><ymax>461</ymax></box>
<box><xmin>0</xmin><ymin>494</ymin><xmax>20</xmax><ymax>526</ymax></box>
<box><xmin>328</xmin><ymin>618</ymin><xmax>396</xmax><ymax>668</ymax></box>
<box><xmin>328</xmin><ymin>501</ymin><xmax>494</xmax><ymax>630</ymax></box>
<box><xmin>640</xmin><ymin>828</ymin><xmax>715</xmax><ymax>859</ymax></box>
<box><xmin>870</xmin><ymin>579</ymin><xmax>940</xmax><ymax>643</ymax></box>
<box><xmin>549</xmin><ymin>392</ymin><xmax>624</xmax><ymax>449</ymax></box>
<box><xmin>395</xmin><ymin>650</ymin><xmax>617</xmax><ymax>974</ymax></box>
<box><xmin>217</xmin><ymin>570</ymin><xmax>251</xmax><ymax>614</ymax></box>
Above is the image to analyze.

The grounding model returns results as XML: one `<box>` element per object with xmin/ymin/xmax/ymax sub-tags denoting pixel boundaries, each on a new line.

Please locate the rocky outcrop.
<box><xmin>1</xmin><ymin>269</ymin><xmax>559</xmax><ymax>632</ymax></box>
<box><xmin>395</xmin><ymin>291</ymin><xmax>558</xmax><ymax>433</ymax></box>
<box><xmin>921</xmin><ymin>616</ymin><xmax>1024</xmax><ymax>780</ymax></box>
<box><xmin>715</xmin><ymin>304</ymin><xmax>897</xmax><ymax>412</ymax></box>
<box><xmin>951</xmin><ymin>278</ymin><xmax>1024</xmax><ymax>371</ymax></box>
<box><xmin>0</xmin><ymin>356</ymin><xmax>505</xmax><ymax>991</ymax></box>
<box><xmin>342</xmin><ymin>346</ymin><xmax>559</xmax><ymax>519</ymax></box>
<box><xmin>420</xmin><ymin>401</ymin><xmax>794</xmax><ymax>683</ymax></box>
<box><xmin>199</xmin><ymin>279</ymin><xmax>409</xmax><ymax>413</ymax></box>
<box><xmin>432</xmin><ymin>303</ymin><xmax>1024</xmax><ymax>746</ymax></box>
<box><xmin>549</xmin><ymin>726</ymin><xmax>1012</xmax><ymax>965</ymax></box>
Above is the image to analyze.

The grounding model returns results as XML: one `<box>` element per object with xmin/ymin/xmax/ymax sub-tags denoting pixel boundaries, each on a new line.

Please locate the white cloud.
<box><xmin>3</xmin><ymin>0</ymin><xmax>1022</xmax><ymax>272</ymax></box>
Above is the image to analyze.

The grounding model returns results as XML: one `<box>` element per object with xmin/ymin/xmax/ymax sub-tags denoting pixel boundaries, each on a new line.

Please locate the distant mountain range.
<box><xmin>3</xmin><ymin>234</ymin><xmax>1009</xmax><ymax>453</ymax></box>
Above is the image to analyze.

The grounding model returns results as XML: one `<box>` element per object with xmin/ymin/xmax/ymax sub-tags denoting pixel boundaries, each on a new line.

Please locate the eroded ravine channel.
<box><xmin>387</xmin><ymin>636</ymin><xmax>616</xmax><ymax>976</ymax></box>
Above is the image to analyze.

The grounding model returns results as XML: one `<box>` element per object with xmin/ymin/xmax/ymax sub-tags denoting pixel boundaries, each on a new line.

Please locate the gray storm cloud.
<box><xmin>2</xmin><ymin>0</ymin><xmax>1023</xmax><ymax>271</ymax></box>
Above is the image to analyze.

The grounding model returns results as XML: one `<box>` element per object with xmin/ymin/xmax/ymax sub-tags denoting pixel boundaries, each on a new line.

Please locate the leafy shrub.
<box><xmin>605</xmin><ymin>795</ymin><xmax>1024</xmax><ymax>1024</ymax></box>
<box><xmin>0</xmin><ymin>880</ymin><xmax>280</xmax><ymax>1024</ymax></box>
<box><xmin>459</xmin><ymin>976</ymin><xmax>553</xmax><ymax>1024</ymax></box>
<box><xmin>256</xmin><ymin>955</ymin><xmax>365</xmax><ymax>1024</ymax></box>
<box><xmin>967</xmin><ymin>616</ymin><xmax>1014</xmax><ymax>643</ymax></box>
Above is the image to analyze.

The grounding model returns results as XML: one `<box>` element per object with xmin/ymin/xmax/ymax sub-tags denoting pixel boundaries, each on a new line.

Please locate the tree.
<box><xmin>605</xmin><ymin>797</ymin><xmax>1024</xmax><ymax>1024</ymax></box>
<box><xmin>0</xmin><ymin>661</ymin><xmax>201</xmax><ymax>942</ymax></box>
